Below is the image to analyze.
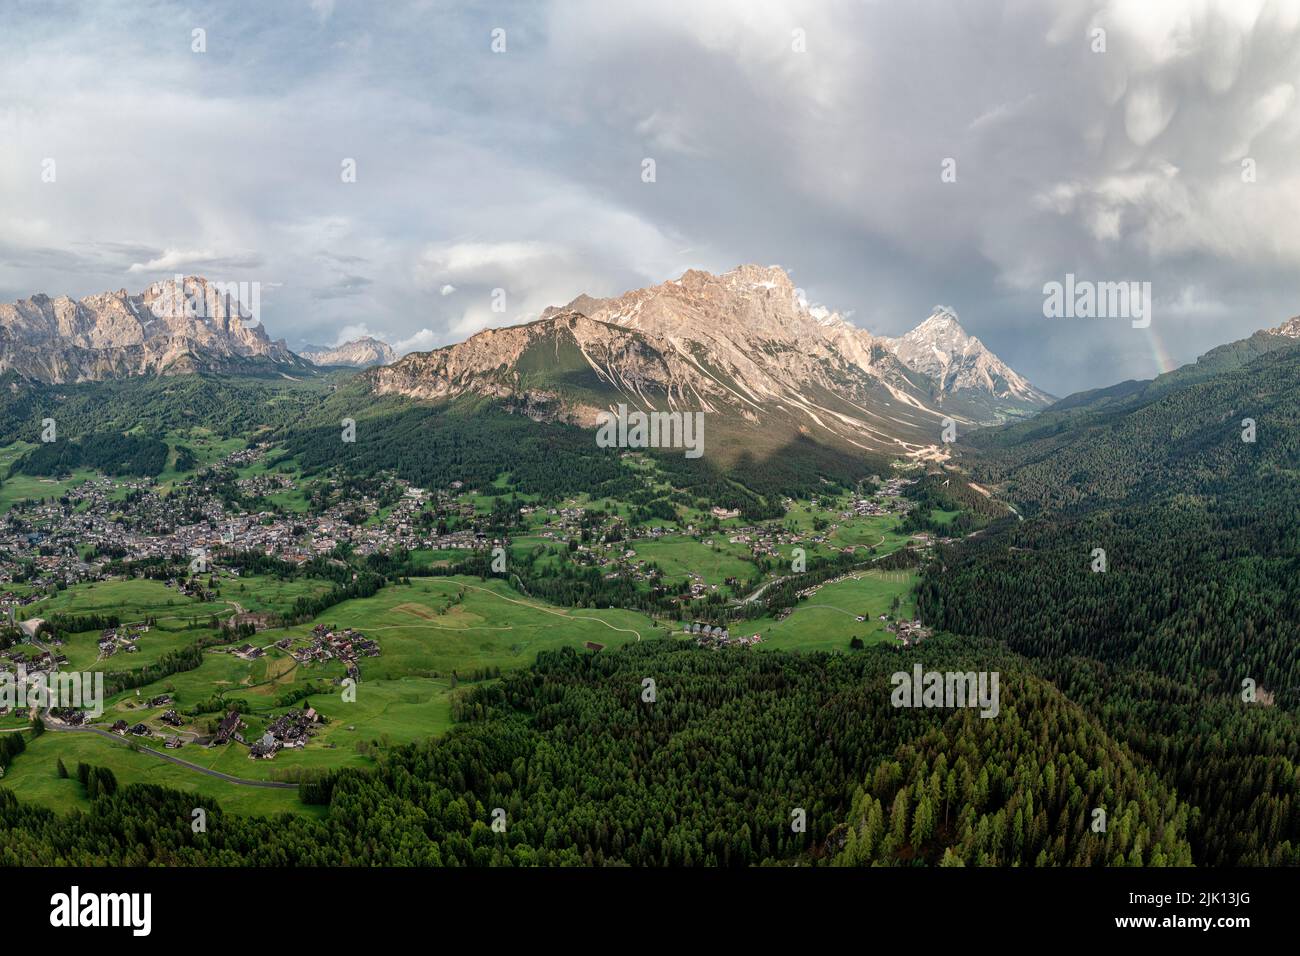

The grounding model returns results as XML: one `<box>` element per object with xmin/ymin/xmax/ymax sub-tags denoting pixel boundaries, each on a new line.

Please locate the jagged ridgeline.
<box><xmin>0</xmin><ymin>638</ymin><xmax>1192</xmax><ymax>866</ymax></box>
<box><xmin>0</xmin><ymin>265</ymin><xmax>1059</xmax><ymax>501</ymax></box>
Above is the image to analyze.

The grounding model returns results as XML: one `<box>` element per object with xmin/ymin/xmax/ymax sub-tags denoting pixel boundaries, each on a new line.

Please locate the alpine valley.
<box><xmin>0</xmin><ymin>263</ymin><xmax>1297</xmax><ymax>870</ymax></box>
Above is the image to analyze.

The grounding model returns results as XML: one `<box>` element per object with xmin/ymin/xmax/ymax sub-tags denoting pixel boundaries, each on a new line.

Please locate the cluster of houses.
<box><xmin>290</xmin><ymin>625</ymin><xmax>379</xmax><ymax>676</ymax></box>
<box><xmin>0</xmin><ymin>640</ymin><xmax>65</xmax><ymax>709</ymax></box>
<box><xmin>110</xmin><ymin>719</ymin><xmax>152</xmax><ymax>737</ymax></box>
<box><xmin>97</xmin><ymin>623</ymin><xmax>148</xmax><ymax>658</ymax></box>
<box><xmin>883</xmin><ymin>616</ymin><xmax>933</xmax><ymax>648</ymax></box>
<box><xmin>0</xmin><ymin>448</ymin><xmax>500</xmax><ymax>587</ymax></box>
<box><xmin>249</xmin><ymin>707</ymin><xmax>323</xmax><ymax>760</ymax></box>
<box><xmin>682</xmin><ymin>621</ymin><xmax>764</xmax><ymax>648</ymax></box>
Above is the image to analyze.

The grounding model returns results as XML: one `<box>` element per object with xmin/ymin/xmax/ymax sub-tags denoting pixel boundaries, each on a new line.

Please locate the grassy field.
<box><xmin>0</xmin><ymin>470</ymin><xmax>932</xmax><ymax>818</ymax></box>
<box><xmin>32</xmin><ymin>576</ymin><xmax>332</xmax><ymax>674</ymax></box>
<box><xmin>0</xmin><ymin>730</ymin><xmax>314</xmax><ymax>816</ymax></box>
<box><xmin>3</xmin><ymin>574</ymin><xmax>665</xmax><ymax>812</ymax></box>
<box><xmin>744</xmin><ymin>569</ymin><xmax>920</xmax><ymax>654</ymax></box>
<box><xmin>220</xmin><ymin>575</ymin><xmax>335</xmax><ymax>615</ymax></box>
<box><xmin>0</xmin><ymin>441</ymin><xmax>105</xmax><ymax>510</ymax></box>
<box><xmin>36</xmin><ymin>578</ymin><xmax>234</xmax><ymax>672</ymax></box>
<box><xmin>629</xmin><ymin>536</ymin><xmax>755</xmax><ymax>586</ymax></box>
<box><xmin>291</xmin><ymin>575</ymin><xmax>662</xmax><ymax>678</ymax></box>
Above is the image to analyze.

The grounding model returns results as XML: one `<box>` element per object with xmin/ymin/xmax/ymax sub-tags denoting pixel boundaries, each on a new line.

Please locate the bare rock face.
<box><xmin>1269</xmin><ymin>315</ymin><xmax>1300</xmax><ymax>339</ymax></box>
<box><xmin>0</xmin><ymin>276</ymin><xmax>299</xmax><ymax>383</ymax></box>
<box><xmin>300</xmin><ymin>336</ymin><xmax>397</xmax><ymax>368</ymax></box>
<box><xmin>881</xmin><ymin>307</ymin><xmax>1055</xmax><ymax>406</ymax></box>
<box><xmin>372</xmin><ymin>265</ymin><xmax>1053</xmax><ymax>456</ymax></box>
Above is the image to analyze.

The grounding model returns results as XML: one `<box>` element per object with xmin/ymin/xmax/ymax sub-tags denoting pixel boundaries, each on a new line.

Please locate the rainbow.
<box><xmin>1142</xmin><ymin>324</ymin><xmax>1179</xmax><ymax>376</ymax></box>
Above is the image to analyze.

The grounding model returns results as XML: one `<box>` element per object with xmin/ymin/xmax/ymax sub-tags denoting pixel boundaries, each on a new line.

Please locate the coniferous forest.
<box><xmin>0</xmin><ymin>638</ymin><xmax>1198</xmax><ymax>866</ymax></box>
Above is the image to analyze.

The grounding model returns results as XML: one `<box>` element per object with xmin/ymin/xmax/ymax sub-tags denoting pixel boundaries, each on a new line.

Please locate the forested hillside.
<box><xmin>0</xmin><ymin>370</ymin><xmax>336</xmax><ymax>445</ymax></box>
<box><xmin>10</xmin><ymin>431</ymin><xmax>169</xmax><ymax>477</ymax></box>
<box><xmin>281</xmin><ymin>387</ymin><xmax>882</xmax><ymax>514</ymax></box>
<box><xmin>0</xmin><ymin>638</ymin><xmax>1191</xmax><ymax>866</ymax></box>
<box><xmin>917</xmin><ymin>335</ymin><xmax>1300</xmax><ymax>865</ymax></box>
<box><xmin>961</xmin><ymin>337</ymin><xmax>1300</xmax><ymax>513</ymax></box>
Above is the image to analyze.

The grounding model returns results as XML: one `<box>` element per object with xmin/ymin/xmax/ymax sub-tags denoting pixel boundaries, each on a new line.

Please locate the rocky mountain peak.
<box><xmin>884</xmin><ymin>306</ymin><xmax>1051</xmax><ymax>406</ymax></box>
<box><xmin>300</xmin><ymin>336</ymin><xmax>398</xmax><ymax>368</ymax></box>
<box><xmin>1269</xmin><ymin>315</ymin><xmax>1300</xmax><ymax>338</ymax></box>
<box><xmin>0</xmin><ymin>276</ymin><xmax>299</xmax><ymax>383</ymax></box>
<box><xmin>375</xmin><ymin>265</ymin><xmax>1052</xmax><ymax>458</ymax></box>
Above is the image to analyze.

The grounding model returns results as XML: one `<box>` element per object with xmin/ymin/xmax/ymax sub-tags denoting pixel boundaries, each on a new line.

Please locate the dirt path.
<box><xmin>456</xmin><ymin>582</ymin><xmax>647</xmax><ymax>642</ymax></box>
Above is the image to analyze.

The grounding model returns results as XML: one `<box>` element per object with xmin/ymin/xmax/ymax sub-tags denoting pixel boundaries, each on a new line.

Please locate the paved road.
<box><xmin>45</xmin><ymin>722</ymin><xmax>298</xmax><ymax>789</ymax></box>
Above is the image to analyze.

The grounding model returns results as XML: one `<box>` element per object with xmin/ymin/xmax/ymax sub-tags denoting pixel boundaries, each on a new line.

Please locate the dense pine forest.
<box><xmin>915</xmin><ymin>338</ymin><xmax>1300</xmax><ymax>866</ymax></box>
<box><xmin>0</xmin><ymin>638</ymin><xmax>1195</xmax><ymax>866</ymax></box>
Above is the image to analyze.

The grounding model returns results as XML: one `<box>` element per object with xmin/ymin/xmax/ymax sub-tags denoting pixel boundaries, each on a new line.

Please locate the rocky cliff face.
<box><xmin>1270</xmin><ymin>315</ymin><xmax>1300</xmax><ymax>339</ymax></box>
<box><xmin>300</xmin><ymin>336</ymin><xmax>397</xmax><ymax>368</ymax></box>
<box><xmin>881</xmin><ymin>307</ymin><xmax>1053</xmax><ymax>408</ymax></box>
<box><xmin>372</xmin><ymin>265</ymin><xmax>1053</xmax><ymax>457</ymax></box>
<box><xmin>0</xmin><ymin>276</ymin><xmax>301</xmax><ymax>382</ymax></box>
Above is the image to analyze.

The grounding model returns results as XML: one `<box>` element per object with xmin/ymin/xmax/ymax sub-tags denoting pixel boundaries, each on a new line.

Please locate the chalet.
<box><xmin>228</xmin><ymin>611</ymin><xmax>274</xmax><ymax>633</ymax></box>
<box><xmin>110</xmin><ymin>720</ymin><xmax>129</xmax><ymax>734</ymax></box>
<box><xmin>249</xmin><ymin>732</ymin><xmax>280</xmax><ymax>759</ymax></box>
<box><xmin>128</xmin><ymin>723</ymin><xmax>150</xmax><ymax>737</ymax></box>
<box><xmin>160</xmin><ymin>710</ymin><xmax>183</xmax><ymax>727</ymax></box>
<box><xmin>213</xmin><ymin>710</ymin><xmax>243</xmax><ymax>745</ymax></box>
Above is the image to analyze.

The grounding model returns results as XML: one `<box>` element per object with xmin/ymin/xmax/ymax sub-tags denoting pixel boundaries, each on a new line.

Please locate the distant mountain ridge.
<box><xmin>0</xmin><ymin>276</ymin><xmax>304</xmax><ymax>383</ymax></box>
<box><xmin>300</xmin><ymin>336</ymin><xmax>396</xmax><ymax>368</ymax></box>
<box><xmin>372</xmin><ymin>265</ymin><xmax>1053</xmax><ymax>461</ymax></box>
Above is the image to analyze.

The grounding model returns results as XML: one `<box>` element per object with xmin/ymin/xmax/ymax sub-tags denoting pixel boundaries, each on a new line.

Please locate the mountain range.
<box><xmin>0</xmin><ymin>266</ymin><xmax>1052</xmax><ymax>462</ymax></box>
<box><xmin>0</xmin><ymin>276</ymin><xmax>307</xmax><ymax>381</ymax></box>
<box><xmin>371</xmin><ymin>265</ymin><xmax>1052</xmax><ymax>461</ymax></box>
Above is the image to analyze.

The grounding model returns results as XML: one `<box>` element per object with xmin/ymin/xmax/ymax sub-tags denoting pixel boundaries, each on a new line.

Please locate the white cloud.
<box><xmin>127</xmin><ymin>249</ymin><xmax>255</xmax><ymax>273</ymax></box>
<box><xmin>331</xmin><ymin>323</ymin><xmax>382</xmax><ymax>347</ymax></box>
<box><xmin>393</xmin><ymin>328</ymin><xmax>437</xmax><ymax>354</ymax></box>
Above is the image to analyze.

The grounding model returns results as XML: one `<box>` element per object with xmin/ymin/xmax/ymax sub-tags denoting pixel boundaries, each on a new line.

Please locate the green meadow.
<box><xmin>0</xmin><ymin>730</ymin><xmax>313</xmax><ymax>817</ymax></box>
<box><xmin>745</xmin><ymin>569</ymin><xmax>919</xmax><ymax>654</ymax></box>
<box><xmin>3</xmin><ymin>574</ymin><xmax>666</xmax><ymax>812</ymax></box>
<box><xmin>290</xmin><ymin>575</ymin><xmax>660</xmax><ymax>678</ymax></box>
<box><xmin>628</xmin><ymin>536</ymin><xmax>755</xmax><ymax>586</ymax></box>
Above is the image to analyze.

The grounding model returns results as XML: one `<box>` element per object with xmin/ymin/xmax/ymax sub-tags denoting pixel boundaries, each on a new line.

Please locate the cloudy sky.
<box><xmin>3</xmin><ymin>0</ymin><xmax>1300</xmax><ymax>395</ymax></box>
